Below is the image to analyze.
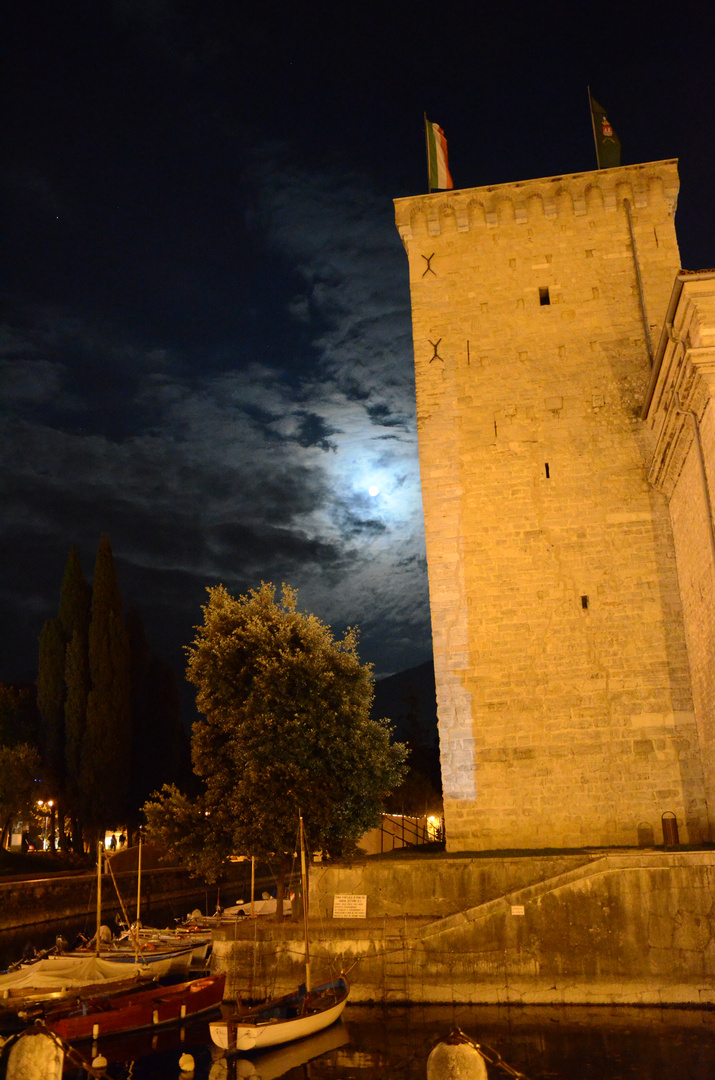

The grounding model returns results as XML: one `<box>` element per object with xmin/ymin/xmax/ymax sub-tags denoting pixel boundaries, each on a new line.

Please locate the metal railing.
<box><xmin>379</xmin><ymin>814</ymin><xmax>445</xmax><ymax>853</ymax></box>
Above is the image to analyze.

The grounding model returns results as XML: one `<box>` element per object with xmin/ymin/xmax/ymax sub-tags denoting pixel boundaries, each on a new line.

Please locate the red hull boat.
<box><xmin>44</xmin><ymin>972</ymin><xmax>225</xmax><ymax>1041</ymax></box>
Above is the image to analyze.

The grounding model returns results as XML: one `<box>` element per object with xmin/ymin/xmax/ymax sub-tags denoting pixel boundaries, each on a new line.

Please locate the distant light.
<box><xmin>368</xmin><ymin>485</ymin><xmax>380</xmax><ymax>497</ymax></box>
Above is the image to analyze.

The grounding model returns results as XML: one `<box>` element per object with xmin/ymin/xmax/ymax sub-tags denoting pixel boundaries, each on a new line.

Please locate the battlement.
<box><xmin>394</xmin><ymin>159</ymin><xmax>679</xmax><ymax>242</ymax></box>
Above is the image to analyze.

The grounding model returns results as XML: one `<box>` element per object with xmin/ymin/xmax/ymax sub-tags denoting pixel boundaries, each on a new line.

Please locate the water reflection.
<box><xmin>56</xmin><ymin>1003</ymin><xmax>715</xmax><ymax>1080</ymax></box>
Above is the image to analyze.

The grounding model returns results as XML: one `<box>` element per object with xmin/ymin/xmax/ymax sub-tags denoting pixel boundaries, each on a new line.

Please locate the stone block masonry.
<box><xmin>211</xmin><ymin>852</ymin><xmax>715</xmax><ymax>1005</ymax></box>
<box><xmin>394</xmin><ymin>162</ymin><xmax>711</xmax><ymax>852</ymax></box>
<box><xmin>644</xmin><ymin>271</ymin><xmax>715</xmax><ymax>841</ymax></box>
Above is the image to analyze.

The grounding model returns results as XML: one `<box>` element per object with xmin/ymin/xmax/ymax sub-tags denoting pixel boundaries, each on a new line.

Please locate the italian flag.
<box><xmin>425</xmin><ymin>117</ymin><xmax>453</xmax><ymax>191</ymax></box>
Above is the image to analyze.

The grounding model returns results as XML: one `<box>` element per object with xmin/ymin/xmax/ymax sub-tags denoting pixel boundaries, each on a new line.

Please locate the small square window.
<box><xmin>539</xmin><ymin>287</ymin><xmax>550</xmax><ymax>306</ymax></box>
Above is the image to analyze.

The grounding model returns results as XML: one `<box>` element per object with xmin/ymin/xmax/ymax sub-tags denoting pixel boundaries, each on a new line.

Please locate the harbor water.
<box><xmin>45</xmin><ymin>1001</ymin><xmax>715</xmax><ymax>1079</ymax></box>
<box><xmin>3</xmin><ymin>920</ymin><xmax>715</xmax><ymax>1078</ymax></box>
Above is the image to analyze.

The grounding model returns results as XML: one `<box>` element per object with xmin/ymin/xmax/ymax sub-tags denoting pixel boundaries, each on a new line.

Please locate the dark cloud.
<box><xmin>3</xmin><ymin>0</ymin><xmax>714</xmax><ymax>700</ymax></box>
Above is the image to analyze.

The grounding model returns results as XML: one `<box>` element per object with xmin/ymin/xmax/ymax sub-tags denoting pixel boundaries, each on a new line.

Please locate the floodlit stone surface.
<box><xmin>394</xmin><ymin>161</ymin><xmax>711</xmax><ymax>851</ymax></box>
<box><xmin>643</xmin><ymin>271</ymin><xmax>715</xmax><ymax>846</ymax></box>
<box><xmin>212</xmin><ymin>851</ymin><xmax>715</xmax><ymax>1005</ymax></box>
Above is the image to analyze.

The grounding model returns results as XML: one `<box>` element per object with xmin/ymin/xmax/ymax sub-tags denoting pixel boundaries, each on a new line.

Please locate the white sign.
<box><xmin>511</xmin><ymin>904</ymin><xmax>525</xmax><ymax>916</ymax></box>
<box><xmin>333</xmin><ymin>894</ymin><xmax>367</xmax><ymax>918</ymax></box>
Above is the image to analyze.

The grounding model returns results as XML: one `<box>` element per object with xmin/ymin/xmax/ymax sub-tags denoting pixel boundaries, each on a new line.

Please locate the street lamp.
<box><xmin>36</xmin><ymin>799</ymin><xmax>54</xmax><ymax>850</ymax></box>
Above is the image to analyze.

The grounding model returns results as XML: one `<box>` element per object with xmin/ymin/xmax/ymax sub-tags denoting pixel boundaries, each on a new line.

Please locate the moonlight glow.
<box><xmin>368</xmin><ymin>485</ymin><xmax>380</xmax><ymax>497</ymax></box>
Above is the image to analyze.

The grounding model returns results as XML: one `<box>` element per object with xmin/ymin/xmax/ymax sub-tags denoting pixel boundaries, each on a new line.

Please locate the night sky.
<box><xmin>2</xmin><ymin>1</ymin><xmax>714</xmax><ymax>701</ymax></box>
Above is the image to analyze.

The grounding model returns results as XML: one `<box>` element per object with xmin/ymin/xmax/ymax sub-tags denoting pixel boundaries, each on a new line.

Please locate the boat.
<box><xmin>207</xmin><ymin>1010</ymin><xmax>350</xmax><ymax>1076</ymax></box>
<box><xmin>116</xmin><ymin>924</ymin><xmax>212</xmax><ymax>965</ymax></box>
<box><xmin>0</xmin><ymin>841</ymin><xmax>195</xmax><ymax>1011</ymax></box>
<box><xmin>113</xmin><ymin>836</ymin><xmax>212</xmax><ymax>964</ymax></box>
<box><xmin>209</xmin><ymin>813</ymin><xmax>349</xmax><ymax>1054</ymax></box>
<box><xmin>41</xmin><ymin>972</ymin><xmax>225</xmax><ymax>1041</ymax></box>
<box><xmin>64</xmin><ymin>941</ymin><xmax>197</xmax><ymax>975</ymax></box>
<box><xmin>0</xmin><ymin>960</ymin><xmax>155</xmax><ymax>1034</ymax></box>
<box><xmin>0</xmin><ymin>955</ymin><xmax>155</xmax><ymax>1008</ymax></box>
<box><xmin>209</xmin><ymin>975</ymin><xmax>349</xmax><ymax>1053</ymax></box>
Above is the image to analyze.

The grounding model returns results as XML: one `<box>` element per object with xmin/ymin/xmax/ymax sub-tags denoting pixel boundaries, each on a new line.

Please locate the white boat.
<box><xmin>207</xmin><ymin>1020</ymin><xmax>350</xmax><ymax>1079</ymax></box>
<box><xmin>209</xmin><ymin>813</ymin><xmax>349</xmax><ymax>1054</ymax></box>
<box><xmin>100</xmin><ymin>837</ymin><xmax>204</xmax><ymax>972</ymax></box>
<box><xmin>209</xmin><ymin>975</ymin><xmax>349</xmax><ymax>1053</ymax></box>
<box><xmin>68</xmin><ymin>942</ymin><xmax>196</xmax><ymax>975</ymax></box>
<box><xmin>116</xmin><ymin>925</ymin><xmax>212</xmax><ymax>965</ymax></box>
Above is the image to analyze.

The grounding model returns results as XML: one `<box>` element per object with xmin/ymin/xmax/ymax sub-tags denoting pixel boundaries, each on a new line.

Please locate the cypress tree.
<box><xmin>82</xmin><ymin>535</ymin><xmax>131</xmax><ymax>834</ymax></box>
<box><xmin>60</xmin><ymin>546</ymin><xmax>92</xmax><ymax>851</ymax></box>
<box><xmin>37</xmin><ymin>616</ymin><xmax>66</xmax><ymax>848</ymax></box>
<box><xmin>64</xmin><ymin>624</ymin><xmax>90</xmax><ymax>848</ymax></box>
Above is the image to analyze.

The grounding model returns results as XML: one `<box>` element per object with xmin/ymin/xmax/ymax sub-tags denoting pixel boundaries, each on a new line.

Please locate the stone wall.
<box><xmin>212</xmin><ymin>852</ymin><xmax>715</xmax><ymax>1005</ymax></box>
<box><xmin>309</xmin><ymin>852</ymin><xmax>598</xmax><ymax>919</ymax></box>
<box><xmin>0</xmin><ymin>867</ymin><xmax>206</xmax><ymax>930</ymax></box>
<box><xmin>394</xmin><ymin>162</ymin><xmax>710</xmax><ymax>851</ymax></box>
<box><xmin>644</xmin><ymin>272</ymin><xmax>715</xmax><ymax>840</ymax></box>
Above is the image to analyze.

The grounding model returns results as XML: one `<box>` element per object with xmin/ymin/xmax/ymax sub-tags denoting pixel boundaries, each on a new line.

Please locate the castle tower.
<box><xmin>395</xmin><ymin>160</ymin><xmax>711</xmax><ymax>851</ymax></box>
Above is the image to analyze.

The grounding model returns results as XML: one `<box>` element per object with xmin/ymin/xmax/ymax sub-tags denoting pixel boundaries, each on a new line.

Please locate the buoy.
<box><xmin>426</xmin><ymin>1029</ymin><xmax>488</xmax><ymax>1080</ymax></box>
<box><xmin>178</xmin><ymin>1052</ymin><xmax>195</xmax><ymax>1074</ymax></box>
<box><xmin>92</xmin><ymin>1053</ymin><xmax>108</xmax><ymax>1069</ymax></box>
<box><xmin>234</xmin><ymin>1060</ymin><xmax>258</xmax><ymax>1077</ymax></box>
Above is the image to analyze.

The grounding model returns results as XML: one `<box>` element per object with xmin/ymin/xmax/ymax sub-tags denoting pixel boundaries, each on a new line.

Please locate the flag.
<box><xmin>425</xmin><ymin>116</ymin><xmax>453</xmax><ymax>191</ymax></box>
<box><xmin>589</xmin><ymin>95</ymin><xmax>621</xmax><ymax>169</ymax></box>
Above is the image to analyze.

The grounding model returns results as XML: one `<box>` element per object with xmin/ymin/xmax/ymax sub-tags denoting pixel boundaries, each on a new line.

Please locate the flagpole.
<box><xmin>587</xmin><ymin>87</ymin><xmax>601</xmax><ymax>170</ymax></box>
<box><xmin>424</xmin><ymin>112</ymin><xmax>432</xmax><ymax>194</ymax></box>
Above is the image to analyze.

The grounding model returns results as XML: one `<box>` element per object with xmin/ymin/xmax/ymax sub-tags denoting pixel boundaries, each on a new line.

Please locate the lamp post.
<box><xmin>36</xmin><ymin>799</ymin><xmax>55</xmax><ymax>850</ymax></box>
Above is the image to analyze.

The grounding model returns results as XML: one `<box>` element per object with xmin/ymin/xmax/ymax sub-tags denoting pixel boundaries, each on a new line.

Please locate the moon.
<box><xmin>368</xmin><ymin>485</ymin><xmax>380</xmax><ymax>497</ymax></box>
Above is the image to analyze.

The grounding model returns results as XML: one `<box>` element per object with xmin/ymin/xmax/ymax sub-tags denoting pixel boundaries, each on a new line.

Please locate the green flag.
<box><xmin>590</xmin><ymin>95</ymin><xmax>621</xmax><ymax>169</ymax></box>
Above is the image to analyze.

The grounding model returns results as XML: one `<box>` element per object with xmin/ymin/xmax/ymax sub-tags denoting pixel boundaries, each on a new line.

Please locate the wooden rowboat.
<box><xmin>43</xmin><ymin>972</ymin><xmax>225</xmax><ymax>1041</ymax></box>
<box><xmin>209</xmin><ymin>975</ymin><xmax>348</xmax><ymax>1053</ymax></box>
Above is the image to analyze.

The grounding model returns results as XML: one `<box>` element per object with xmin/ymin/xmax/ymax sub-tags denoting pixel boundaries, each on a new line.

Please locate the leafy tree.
<box><xmin>0</xmin><ymin>743</ymin><xmax>41</xmax><ymax>848</ymax></box>
<box><xmin>144</xmin><ymin>583</ymin><xmax>408</xmax><ymax>897</ymax></box>
<box><xmin>0</xmin><ymin>682</ymin><xmax>40</xmax><ymax>747</ymax></box>
<box><xmin>81</xmin><ymin>535</ymin><xmax>131</xmax><ymax>834</ymax></box>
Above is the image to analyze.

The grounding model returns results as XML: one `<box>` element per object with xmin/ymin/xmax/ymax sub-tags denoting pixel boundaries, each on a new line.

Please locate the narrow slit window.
<box><xmin>539</xmin><ymin>286</ymin><xmax>550</xmax><ymax>306</ymax></box>
<box><xmin>581</xmin><ymin>595</ymin><xmax>589</xmax><ymax>610</ymax></box>
<box><xmin>545</xmin><ymin>463</ymin><xmax>550</xmax><ymax>478</ymax></box>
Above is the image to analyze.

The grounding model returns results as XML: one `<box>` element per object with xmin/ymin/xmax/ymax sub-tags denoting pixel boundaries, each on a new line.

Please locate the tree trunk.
<box><xmin>71</xmin><ymin>814</ymin><xmax>82</xmax><ymax>854</ymax></box>
<box><xmin>49</xmin><ymin>803</ymin><xmax>57</xmax><ymax>853</ymax></box>
<box><xmin>274</xmin><ymin>863</ymin><xmax>286</xmax><ymax>921</ymax></box>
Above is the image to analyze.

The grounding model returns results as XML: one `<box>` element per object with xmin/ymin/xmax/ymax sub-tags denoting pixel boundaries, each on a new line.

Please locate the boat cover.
<box><xmin>0</xmin><ymin>955</ymin><xmax>143</xmax><ymax>994</ymax></box>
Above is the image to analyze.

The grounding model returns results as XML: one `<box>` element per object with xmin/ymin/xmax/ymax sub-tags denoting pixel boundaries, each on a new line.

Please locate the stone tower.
<box><xmin>395</xmin><ymin>160</ymin><xmax>711</xmax><ymax>852</ymax></box>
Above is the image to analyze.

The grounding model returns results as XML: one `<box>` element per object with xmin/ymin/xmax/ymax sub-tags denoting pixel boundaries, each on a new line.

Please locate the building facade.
<box><xmin>395</xmin><ymin>160</ymin><xmax>712</xmax><ymax>851</ymax></box>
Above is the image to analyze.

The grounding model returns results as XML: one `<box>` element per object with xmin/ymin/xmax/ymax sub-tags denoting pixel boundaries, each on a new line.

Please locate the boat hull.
<box><xmin>45</xmin><ymin>973</ymin><xmax>225</xmax><ymax>1041</ymax></box>
<box><xmin>209</xmin><ymin>976</ymin><xmax>349</xmax><ymax>1053</ymax></box>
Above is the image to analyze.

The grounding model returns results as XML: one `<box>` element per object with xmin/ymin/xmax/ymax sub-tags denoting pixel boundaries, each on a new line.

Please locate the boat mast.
<box><xmin>299</xmin><ymin>811</ymin><xmax>311</xmax><ymax>992</ymax></box>
<box><xmin>96</xmin><ymin>839</ymin><xmax>103</xmax><ymax>957</ymax></box>
<box><xmin>136</xmin><ymin>833</ymin><xmax>142</xmax><ymax>924</ymax></box>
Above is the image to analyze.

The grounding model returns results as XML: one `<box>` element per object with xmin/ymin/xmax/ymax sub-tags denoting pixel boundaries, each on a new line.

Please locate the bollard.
<box><xmin>426</xmin><ymin>1028</ymin><xmax>488</xmax><ymax>1080</ymax></box>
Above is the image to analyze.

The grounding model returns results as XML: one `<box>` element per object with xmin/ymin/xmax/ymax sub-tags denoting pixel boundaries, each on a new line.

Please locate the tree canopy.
<box><xmin>144</xmin><ymin>583</ymin><xmax>408</xmax><ymax>882</ymax></box>
<box><xmin>0</xmin><ymin>743</ymin><xmax>41</xmax><ymax>847</ymax></box>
